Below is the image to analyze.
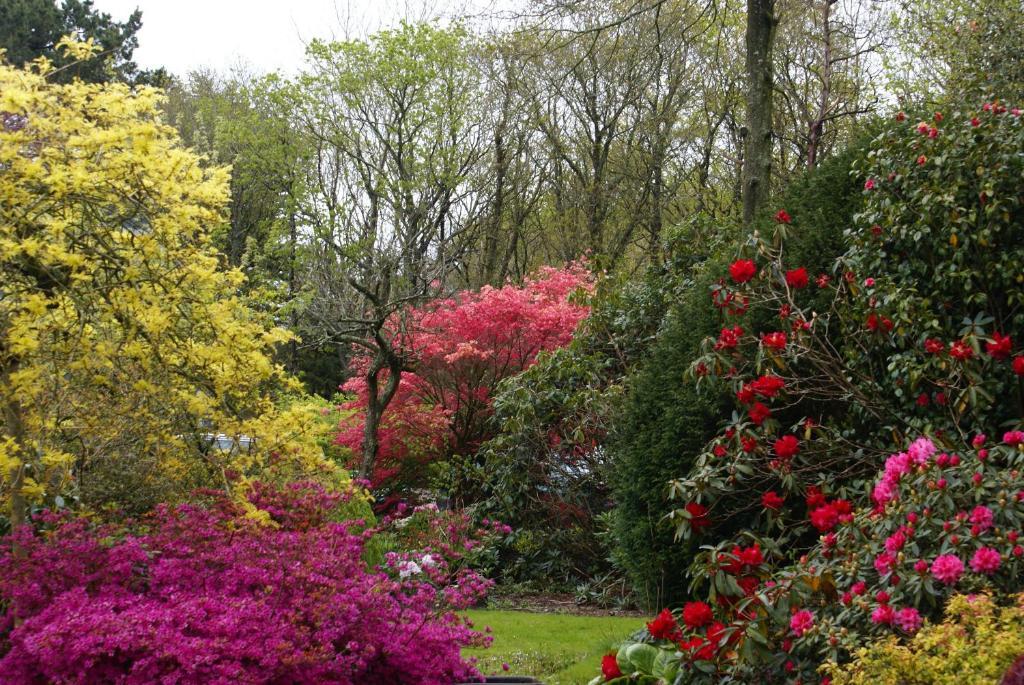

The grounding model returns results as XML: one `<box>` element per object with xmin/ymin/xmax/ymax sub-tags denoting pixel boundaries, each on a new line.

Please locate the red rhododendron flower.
<box><xmin>646</xmin><ymin>608</ymin><xmax>679</xmax><ymax>640</ymax></box>
<box><xmin>749</xmin><ymin>402</ymin><xmax>771</xmax><ymax>426</ymax></box>
<box><xmin>949</xmin><ymin>340</ymin><xmax>974</xmax><ymax>360</ymax></box>
<box><xmin>715</xmin><ymin>325</ymin><xmax>744</xmax><ymax>350</ymax></box>
<box><xmin>774</xmin><ymin>209</ymin><xmax>792</xmax><ymax>224</ymax></box>
<box><xmin>1013</xmin><ymin>355</ymin><xmax>1024</xmax><ymax>375</ymax></box>
<box><xmin>785</xmin><ymin>267</ymin><xmax>809</xmax><ymax>289</ymax></box>
<box><xmin>864</xmin><ymin>178</ymin><xmax>876</xmax><ymax>190</ymax></box>
<box><xmin>601</xmin><ymin>654</ymin><xmax>622</xmax><ymax>680</ymax></box>
<box><xmin>985</xmin><ymin>332</ymin><xmax>1012</xmax><ymax>359</ymax></box>
<box><xmin>810</xmin><ymin>504</ymin><xmax>839</xmax><ymax>532</ymax></box>
<box><xmin>761</xmin><ymin>331</ymin><xmax>787</xmax><ymax>351</ymax></box>
<box><xmin>737</xmin><ymin>575</ymin><xmax>759</xmax><ymax>596</ymax></box>
<box><xmin>686</xmin><ymin>502</ymin><xmax>711</xmax><ymax>532</ymax></box>
<box><xmin>774</xmin><ymin>435</ymin><xmax>800</xmax><ymax>460</ymax></box>
<box><xmin>923</xmin><ymin>338</ymin><xmax>944</xmax><ymax>354</ymax></box>
<box><xmin>713</xmin><ymin>444</ymin><xmax>728</xmax><ymax>458</ymax></box>
<box><xmin>750</xmin><ymin>374</ymin><xmax>785</xmax><ymax>398</ymax></box>
<box><xmin>806</xmin><ymin>486</ymin><xmax>827</xmax><ymax>510</ymax></box>
<box><xmin>682</xmin><ymin>601</ymin><xmax>714</xmax><ymax>629</ymax></box>
<box><xmin>741</xmin><ymin>436</ymin><xmax>758</xmax><ymax>453</ymax></box>
<box><xmin>739</xmin><ymin>543</ymin><xmax>763</xmax><ymax>567</ymax></box>
<box><xmin>729</xmin><ymin>259</ymin><xmax>757</xmax><ymax>283</ymax></box>
<box><xmin>736</xmin><ymin>385</ymin><xmax>755</xmax><ymax>405</ymax></box>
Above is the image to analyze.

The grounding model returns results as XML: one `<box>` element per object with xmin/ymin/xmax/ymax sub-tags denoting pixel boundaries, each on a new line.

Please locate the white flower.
<box><xmin>398</xmin><ymin>561</ymin><xmax>422</xmax><ymax>579</ymax></box>
<box><xmin>421</xmin><ymin>554</ymin><xmax>437</xmax><ymax>568</ymax></box>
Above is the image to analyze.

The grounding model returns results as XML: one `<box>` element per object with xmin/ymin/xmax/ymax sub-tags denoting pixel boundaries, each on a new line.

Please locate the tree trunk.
<box><xmin>358</xmin><ymin>351</ymin><xmax>404</xmax><ymax>481</ymax></box>
<box><xmin>742</xmin><ymin>0</ymin><xmax>778</xmax><ymax>229</ymax></box>
<box><xmin>2</xmin><ymin>358</ymin><xmax>28</xmax><ymax>550</ymax></box>
<box><xmin>807</xmin><ymin>0</ymin><xmax>837</xmax><ymax>170</ymax></box>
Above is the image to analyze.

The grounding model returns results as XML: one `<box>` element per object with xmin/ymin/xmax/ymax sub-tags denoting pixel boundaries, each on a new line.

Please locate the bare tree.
<box><xmin>292</xmin><ymin>22</ymin><xmax>486</xmax><ymax>478</ymax></box>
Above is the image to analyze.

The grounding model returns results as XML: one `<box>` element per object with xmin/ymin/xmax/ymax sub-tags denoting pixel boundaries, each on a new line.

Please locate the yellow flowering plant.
<box><xmin>0</xmin><ymin>41</ymin><xmax>347</xmax><ymax>526</ymax></box>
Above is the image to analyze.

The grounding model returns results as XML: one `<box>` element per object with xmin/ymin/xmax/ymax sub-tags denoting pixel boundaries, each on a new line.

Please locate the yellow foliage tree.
<box><xmin>0</xmin><ymin>42</ymin><xmax>343</xmax><ymax>527</ymax></box>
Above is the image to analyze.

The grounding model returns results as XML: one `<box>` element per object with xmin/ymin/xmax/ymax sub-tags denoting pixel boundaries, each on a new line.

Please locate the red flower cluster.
<box><xmin>719</xmin><ymin>543</ymin><xmax>764</xmax><ymax>575</ymax></box>
<box><xmin>601</xmin><ymin>654</ymin><xmax>622</xmax><ymax>680</ymax></box>
<box><xmin>685</xmin><ymin>502</ymin><xmax>711</xmax><ymax>533</ymax></box>
<box><xmin>924</xmin><ymin>338</ymin><xmax>945</xmax><ymax>355</ymax></box>
<box><xmin>785</xmin><ymin>267</ymin><xmax>809</xmax><ymax>289</ymax></box>
<box><xmin>774</xmin><ymin>435</ymin><xmax>800</xmax><ymax>460</ymax></box>
<box><xmin>646</xmin><ymin>608</ymin><xmax>681</xmax><ymax>640</ymax></box>
<box><xmin>761</xmin><ymin>331</ymin><xmax>787</xmax><ymax>351</ymax></box>
<box><xmin>986</xmin><ymin>332</ymin><xmax>1012</xmax><ymax>359</ymax></box>
<box><xmin>750</xmin><ymin>374</ymin><xmax>785</xmax><ymax>398</ymax></box>
<box><xmin>774</xmin><ymin>209</ymin><xmax>792</xmax><ymax>224</ymax></box>
<box><xmin>762</xmin><ymin>490</ymin><xmax>785</xmax><ymax>511</ymax></box>
<box><xmin>1014</xmin><ymin>355</ymin><xmax>1024</xmax><ymax>375</ymax></box>
<box><xmin>748</xmin><ymin>402</ymin><xmax>771</xmax><ymax>426</ymax></box>
<box><xmin>866</xmin><ymin>313</ymin><xmax>894</xmax><ymax>333</ymax></box>
<box><xmin>682</xmin><ymin>601</ymin><xmax>715</xmax><ymax>629</ymax></box>
<box><xmin>729</xmin><ymin>259</ymin><xmax>757</xmax><ymax>284</ymax></box>
<box><xmin>949</xmin><ymin>340</ymin><xmax>974</xmax><ymax>360</ymax></box>
<box><xmin>715</xmin><ymin>325</ymin><xmax>744</xmax><ymax>350</ymax></box>
<box><xmin>809</xmin><ymin>497</ymin><xmax>853</xmax><ymax>532</ymax></box>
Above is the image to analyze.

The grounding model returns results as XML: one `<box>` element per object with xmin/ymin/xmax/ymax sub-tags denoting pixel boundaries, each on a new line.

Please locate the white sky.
<box><xmin>89</xmin><ymin>0</ymin><xmax>504</xmax><ymax>77</ymax></box>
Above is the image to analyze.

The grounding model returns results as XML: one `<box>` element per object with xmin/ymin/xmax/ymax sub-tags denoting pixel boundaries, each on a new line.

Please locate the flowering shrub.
<box><xmin>593</xmin><ymin>435</ymin><xmax>1024</xmax><ymax>684</ymax></box>
<box><xmin>826</xmin><ymin>593</ymin><xmax>1024</xmax><ymax>685</ymax></box>
<box><xmin>337</xmin><ymin>264</ymin><xmax>592</xmax><ymax>495</ymax></box>
<box><xmin>0</xmin><ymin>484</ymin><xmax>495</xmax><ymax>684</ymax></box>
<box><xmin>592</xmin><ymin>98</ymin><xmax>1024</xmax><ymax>683</ymax></box>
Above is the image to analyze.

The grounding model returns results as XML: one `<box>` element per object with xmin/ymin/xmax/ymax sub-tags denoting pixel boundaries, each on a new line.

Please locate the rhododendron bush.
<box><xmin>337</xmin><ymin>264</ymin><xmax>592</xmax><ymax>496</ymax></box>
<box><xmin>0</xmin><ymin>483</ymin><xmax>499</xmax><ymax>684</ymax></box>
<box><xmin>592</xmin><ymin>100</ymin><xmax>1024</xmax><ymax>683</ymax></box>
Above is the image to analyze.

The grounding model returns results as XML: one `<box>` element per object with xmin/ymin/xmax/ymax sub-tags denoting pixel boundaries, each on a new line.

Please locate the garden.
<box><xmin>1</xmin><ymin>0</ymin><xmax>1024</xmax><ymax>683</ymax></box>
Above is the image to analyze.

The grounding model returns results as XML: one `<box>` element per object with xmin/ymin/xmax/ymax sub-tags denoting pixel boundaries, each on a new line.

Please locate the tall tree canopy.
<box><xmin>0</xmin><ymin>0</ymin><xmax>163</xmax><ymax>84</ymax></box>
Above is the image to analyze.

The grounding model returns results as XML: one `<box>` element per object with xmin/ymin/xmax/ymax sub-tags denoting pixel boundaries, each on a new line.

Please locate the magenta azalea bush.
<box><xmin>0</xmin><ymin>483</ymin><xmax>495</xmax><ymax>684</ymax></box>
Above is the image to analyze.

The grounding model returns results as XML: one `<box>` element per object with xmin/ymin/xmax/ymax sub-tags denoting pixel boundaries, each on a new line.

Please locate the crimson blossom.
<box><xmin>336</xmin><ymin>263</ymin><xmax>592</xmax><ymax>492</ymax></box>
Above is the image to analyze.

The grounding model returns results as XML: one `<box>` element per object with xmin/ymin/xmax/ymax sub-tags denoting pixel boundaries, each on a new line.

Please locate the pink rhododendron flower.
<box><xmin>894</xmin><ymin>607</ymin><xmax>922</xmax><ymax>633</ymax></box>
<box><xmin>969</xmin><ymin>505</ymin><xmax>994</xmax><ymax>531</ymax></box>
<box><xmin>874</xmin><ymin>552</ymin><xmax>897</xmax><ymax>575</ymax></box>
<box><xmin>871</xmin><ymin>605</ymin><xmax>895</xmax><ymax>625</ymax></box>
<box><xmin>930</xmin><ymin>554</ymin><xmax>964</xmax><ymax>585</ymax></box>
<box><xmin>907</xmin><ymin>437</ymin><xmax>936</xmax><ymax>465</ymax></box>
<box><xmin>790</xmin><ymin>610</ymin><xmax>814</xmax><ymax>637</ymax></box>
<box><xmin>884</xmin><ymin>531</ymin><xmax>906</xmax><ymax>554</ymax></box>
<box><xmin>969</xmin><ymin>547</ymin><xmax>1001</xmax><ymax>575</ymax></box>
<box><xmin>1003</xmin><ymin>431</ymin><xmax>1024</xmax><ymax>446</ymax></box>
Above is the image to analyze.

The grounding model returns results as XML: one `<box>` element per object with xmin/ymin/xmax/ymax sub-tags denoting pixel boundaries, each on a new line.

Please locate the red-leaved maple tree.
<box><xmin>336</xmin><ymin>263</ymin><xmax>593</xmax><ymax>498</ymax></box>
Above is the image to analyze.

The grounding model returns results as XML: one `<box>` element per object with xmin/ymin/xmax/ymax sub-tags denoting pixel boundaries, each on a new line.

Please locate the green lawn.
<box><xmin>463</xmin><ymin>610</ymin><xmax>641</xmax><ymax>685</ymax></box>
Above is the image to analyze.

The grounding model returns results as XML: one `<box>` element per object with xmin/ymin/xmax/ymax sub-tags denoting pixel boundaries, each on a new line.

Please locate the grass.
<box><xmin>463</xmin><ymin>610</ymin><xmax>640</xmax><ymax>685</ymax></box>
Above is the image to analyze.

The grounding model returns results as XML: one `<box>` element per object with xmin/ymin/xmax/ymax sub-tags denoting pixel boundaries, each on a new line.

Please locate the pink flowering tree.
<box><xmin>0</xmin><ymin>482</ymin><xmax>502</xmax><ymax>684</ymax></box>
<box><xmin>337</xmin><ymin>263</ymin><xmax>593</xmax><ymax>500</ymax></box>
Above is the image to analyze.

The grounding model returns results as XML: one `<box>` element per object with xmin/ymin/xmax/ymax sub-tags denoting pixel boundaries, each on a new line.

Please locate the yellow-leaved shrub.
<box><xmin>0</xmin><ymin>42</ymin><xmax>348</xmax><ymax>523</ymax></box>
<box><xmin>826</xmin><ymin>593</ymin><xmax>1024</xmax><ymax>685</ymax></box>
